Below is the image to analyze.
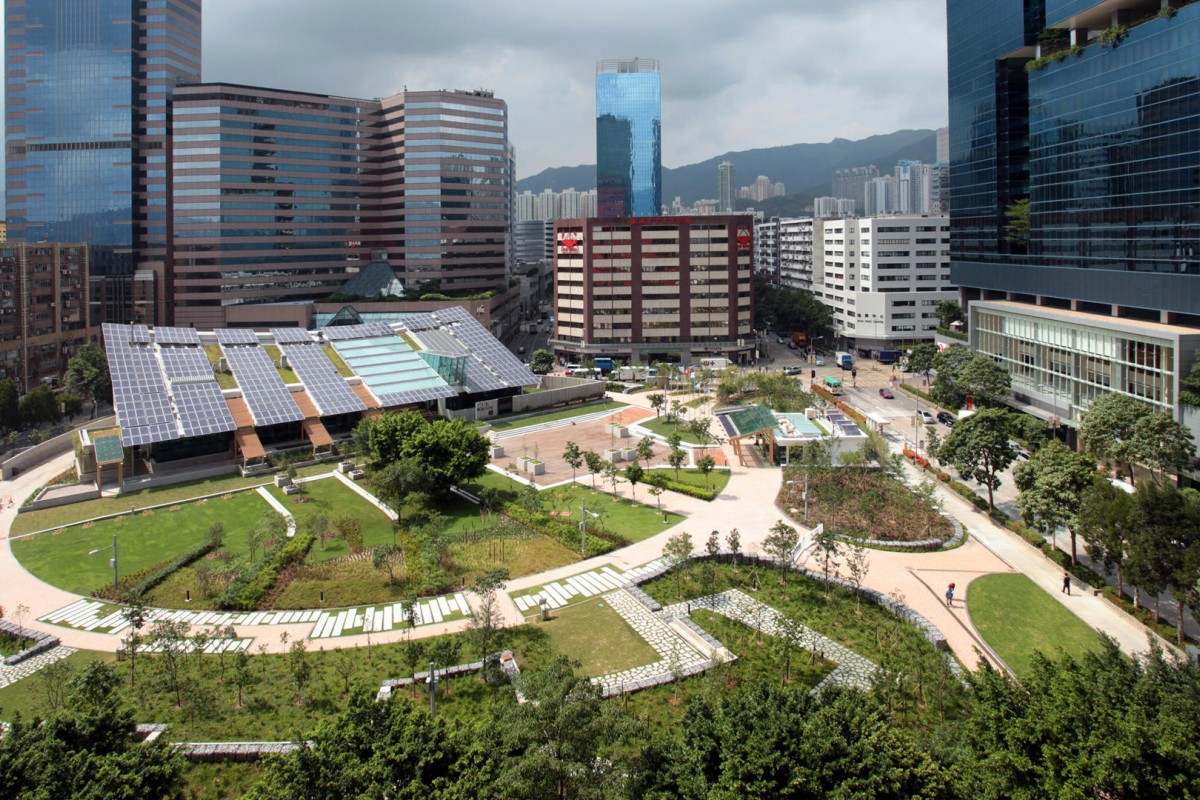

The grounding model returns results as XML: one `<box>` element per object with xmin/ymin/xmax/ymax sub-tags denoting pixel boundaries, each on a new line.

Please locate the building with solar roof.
<box><xmin>100</xmin><ymin>310</ymin><xmax>537</xmax><ymax>473</ymax></box>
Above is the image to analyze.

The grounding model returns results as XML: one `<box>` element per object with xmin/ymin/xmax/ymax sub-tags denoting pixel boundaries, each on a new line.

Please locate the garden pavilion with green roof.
<box><xmin>714</xmin><ymin>404</ymin><xmax>779</xmax><ymax>466</ymax></box>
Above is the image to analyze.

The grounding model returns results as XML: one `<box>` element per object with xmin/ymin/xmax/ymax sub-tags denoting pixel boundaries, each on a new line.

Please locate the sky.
<box><xmin>200</xmin><ymin>0</ymin><xmax>949</xmax><ymax>179</ymax></box>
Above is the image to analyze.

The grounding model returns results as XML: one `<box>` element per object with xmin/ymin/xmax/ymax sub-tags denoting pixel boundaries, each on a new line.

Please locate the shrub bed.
<box><xmin>500</xmin><ymin>502</ymin><xmax>621</xmax><ymax>557</ymax></box>
<box><xmin>948</xmin><ymin>480</ymin><xmax>988</xmax><ymax>511</ymax></box>
<box><xmin>215</xmin><ymin>533</ymin><xmax>314</xmax><ymax>610</ymax></box>
<box><xmin>93</xmin><ymin>541</ymin><xmax>219</xmax><ymax>602</ymax></box>
<box><xmin>660</xmin><ymin>479</ymin><xmax>716</xmax><ymax>501</ymax></box>
<box><xmin>780</xmin><ymin>467</ymin><xmax>952</xmax><ymax>542</ymax></box>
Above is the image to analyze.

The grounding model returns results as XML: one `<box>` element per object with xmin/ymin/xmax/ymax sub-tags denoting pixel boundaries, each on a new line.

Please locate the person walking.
<box><xmin>945</xmin><ymin>582</ymin><xmax>955</xmax><ymax>607</ymax></box>
<box><xmin>1062</xmin><ymin>571</ymin><xmax>1071</xmax><ymax>595</ymax></box>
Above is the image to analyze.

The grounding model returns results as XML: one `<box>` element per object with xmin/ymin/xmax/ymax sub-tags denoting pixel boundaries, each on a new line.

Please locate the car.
<box><xmin>878</xmin><ymin>387</ymin><xmax>894</xmax><ymax>399</ymax></box>
<box><xmin>936</xmin><ymin>411</ymin><xmax>956</xmax><ymax>427</ymax></box>
<box><xmin>787</xmin><ymin>341</ymin><xmax>798</xmax><ymax>350</ymax></box>
<box><xmin>783</xmin><ymin>366</ymin><xmax>804</xmax><ymax>376</ymax></box>
<box><xmin>1008</xmin><ymin>440</ymin><xmax>1031</xmax><ymax>460</ymax></box>
<box><xmin>776</xmin><ymin>336</ymin><xmax>787</xmax><ymax>344</ymax></box>
<box><xmin>814</xmin><ymin>355</ymin><xmax>825</xmax><ymax>366</ymax></box>
<box><xmin>916</xmin><ymin>409</ymin><xmax>936</xmax><ymax>425</ymax></box>
<box><xmin>517</xmin><ymin>346</ymin><xmax>526</xmax><ymax>354</ymax></box>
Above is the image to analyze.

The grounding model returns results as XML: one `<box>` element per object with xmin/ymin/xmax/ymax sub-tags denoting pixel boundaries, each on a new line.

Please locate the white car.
<box><xmin>814</xmin><ymin>355</ymin><xmax>825</xmax><ymax>366</ymax></box>
<box><xmin>917</xmin><ymin>409</ymin><xmax>936</xmax><ymax>425</ymax></box>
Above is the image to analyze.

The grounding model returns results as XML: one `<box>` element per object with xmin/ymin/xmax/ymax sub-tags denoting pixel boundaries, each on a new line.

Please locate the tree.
<box><xmin>0</xmin><ymin>378</ymin><xmax>18</xmax><ymax>432</ymax></box>
<box><xmin>812</xmin><ymin>525</ymin><xmax>840</xmax><ymax>597</ymax></box>
<box><xmin>905</xmin><ymin>342</ymin><xmax>938</xmax><ymax>386</ymax></box>
<box><xmin>230</xmin><ymin>649</ymin><xmax>256</xmax><ymax>707</ymax></box>
<box><xmin>844</xmin><ymin>540</ymin><xmax>870</xmax><ymax>616</ymax></box>
<box><xmin>469</xmin><ymin>569</ymin><xmax>509</xmax><ymax>683</ymax></box>
<box><xmin>63</xmin><ymin>342</ymin><xmax>111</xmax><ymax>417</ymax></box>
<box><xmin>18</xmin><ymin>384</ymin><xmax>61</xmax><ymax>427</ymax></box>
<box><xmin>1128</xmin><ymin>481</ymin><xmax>1198</xmax><ymax>625</ymax></box>
<box><xmin>667</xmin><ymin>445</ymin><xmax>688</xmax><ymax>480</ymax></box>
<box><xmin>663</xmin><ymin>531</ymin><xmax>694</xmax><ymax>597</ymax></box>
<box><xmin>726</xmin><ymin>528</ymin><xmax>741</xmax><ymax>562</ymax></box>
<box><xmin>938</xmin><ymin>407</ymin><xmax>1017</xmax><ymax>510</ymax></box>
<box><xmin>648</xmin><ymin>392</ymin><xmax>666</xmax><ymax>419</ymax></box>
<box><xmin>1181</xmin><ymin>357</ymin><xmax>1200</xmax><ymax>407</ymax></box>
<box><xmin>149</xmin><ymin>617</ymin><xmax>191</xmax><ymax>707</ymax></box>
<box><xmin>582</xmin><ymin>450</ymin><xmax>604</xmax><ymax>490</ymax></box>
<box><xmin>695</xmin><ymin>454</ymin><xmax>717</xmax><ymax>489</ymax></box>
<box><xmin>603</xmin><ymin>461</ymin><xmax>621</xmax><ymax>494</ymax></box>
<box><xmin>929</xmin><ymin>343</ymin><xmax>974</xmax><ymax>408</ymax></box>
<box><xmin>562</xmin><ymin>440</ymin><xmax>583</xmax><ymax>483</ymax></box>
<box><xmin>1014</xmin><ymin>439</ymin><xmax>1098</xmax><ymax>562</ymax></box>
<box><xmin>372</xmin><ymin>544</ymin><xmax>404</xmax><ymax>586</ymax></box>
<box><xmin>687</xmin><ymin>417</ymin><xmax>710</xmax><ymax>445</ymax></box>
<box><xmin>934</xmin><ymin>299</ymin><xmax>965</xmax><ymax>330</ymax></box>
<box><xmin>1077</xmin><ymin>477</ymin><xmax>1136</xmax><ymax>595</ymax></box>
<box><xmin>1080</xmin><ymin>392</ymin><xmax>1152</xmax><ymax>484</ymax></box>
<box><xmin>623</xmin><ymin>463</ymin><xmax>644</xmax><ymax>501</ymax></box>
<box><xmin>119</xmin><ymin>597</ymin><xmax>148</xmax><ymax>687</ymax></box>
<box><xmin>636</xmin><ymin>436</ymin><xmax>655</xmax><ymax>468</ymax></box>
<box><xmin>373</xmin><ymin>457</ymin><xmax>429</xmax><ymax>522</ymax></box>
<box><xmin>289</xmin><ymin>639</ymin><xmax>312</xmax><ymax>706</ymax></box>
<box><xmin>529</xmin><ymin>348</ymin><xmax>554</xmax><ymax>374</ymax></box>
<box><xmin>957</xmin><ymin>355</ymin><xmax>1011</xmax><ymax>407</ymax></box>
<box><xmin>354</xmin><ymin>412</ymin><xmax>489</xmax><ymax>493</ymax></box>
<box><xmin>1131</xmin><ymin>411</ymin><xmax>1196</xmax><ymax>483</ymax></box>
<box><xmin>763</xmin><ymin>520</ymin><xmax>800</xmax><ymax>578</ymax></box>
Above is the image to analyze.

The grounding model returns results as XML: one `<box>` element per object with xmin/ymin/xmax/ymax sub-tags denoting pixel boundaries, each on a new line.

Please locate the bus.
<box><xmin>822</xmin><ymin>375</ymin><xmax>843</xmax><ymax>395</ymax></box>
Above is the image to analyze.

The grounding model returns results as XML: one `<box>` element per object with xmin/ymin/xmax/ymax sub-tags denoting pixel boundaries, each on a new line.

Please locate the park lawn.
<box><xmin>266</xmin><ymin>477</ymin><xmax>396</xmax><ymax>563</ymax></box>
<box><xmin>658</xmin><ymin>466</ymin><xmax>731</xmax><ymax>494</ymax></box>
<box><xmin>183</xmin><ymin>762</ymin><xmax>265</xmax><ymax>800</ymax></box>
<box><xmin>10</xmin><ymin>490</ymin><xmax>272</xmax><ymax>596</ymax></box>
<box><xmin>446</xmin><ymin>535</ymin><xmax>577</xmax><ymax>582</ymax></box>
<box><xmin>463</xmin><ymin>470</ymin><xmax>528</xmax><ymax>499</ymax></box>
<box><xmin>968</xmin><ymin>573</ymin><xmax>1104</xmax><ymax>679</ymax></box>
<box><xmin>270</xmin><ymin>559</ymin><xmax>411</xmax><ymax>609</ymax></box>
<box><xmin>9</xmin><ymin>464</ymin><xmax>334</xmax><ymax>537</ymax></box>
<box><xmin>542</xmin><ymin>482</ymin><xmax>684</xmax><ymax>543</ymax></box>
<box><xmin>0</xmin><ymin>649</ymin><xmax>117</xmax><ymax>720</ymax></box>
<box><xmin>638</xmin><ymin>416</ymin><xmax>712</xmax><ymax>445</ymax></box>
<box><xmin>530</xmin><ymin>596</ymin><xmax>659</xmax><ymax>677</ymax></box>
<box><xmin>484</xmin><ymin>401</ymin><xmax>628</xmax><ymax>432</ymax></box>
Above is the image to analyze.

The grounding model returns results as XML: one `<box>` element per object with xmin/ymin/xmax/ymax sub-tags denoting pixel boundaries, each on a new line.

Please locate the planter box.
<box><xmin>517</xmin><ymin>455</ymin><xmax>533</xmax><ymax>470</ymax></box>
<box><xmin>274</xmin><ymin>474</ymin><xmax>292</xmax><ymax>488</ymax></box>
<box><xmin>339</xmin><ymin>461</ymin><xmax>355</xmax><ymax>474</ymax></box>
<box><xmin>606</xmin><ymin>423</ymin><xmax>629</xmax><ymax>439</ymax></box>
<box><xmin>605</xmin><ymin>449</ymin><xmax>622</xmax><ymax>463</ymax></box>
<box><xmin>490</xmin><ymin>444</ymin><xmax>505</xmax><ymax>459</ymax></box>
<box><xmin>282</xmin><ymin>484</ymin><xmax>302</xmax><ymax>495</ymax></box>
<box><xmin>620</xmin><ymin>447</ymin><xmax>637</xmax><ymax>461</ymax></box>
<box><xmin>527</xmin><ymin>460</ymin><xmax>545</xmax><ymax>476</ymax></box>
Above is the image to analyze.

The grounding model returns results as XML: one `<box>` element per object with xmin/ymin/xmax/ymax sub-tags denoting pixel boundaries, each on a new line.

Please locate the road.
<box><xmin>505</xmin><ymin>319</ymin><xmax>552</xmax><ymax>361</ymax></box>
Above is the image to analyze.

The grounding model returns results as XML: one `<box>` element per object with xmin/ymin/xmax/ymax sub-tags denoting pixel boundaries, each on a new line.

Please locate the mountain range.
<box><xmin>515</xmin><ymin>129</ymin><xmax>939</xmax><ymax>214</ymax></box>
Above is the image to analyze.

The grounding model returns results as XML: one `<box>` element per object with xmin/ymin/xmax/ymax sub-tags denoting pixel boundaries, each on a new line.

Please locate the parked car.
<box><xmin>783</xmin><ymin>366</ymin><xmax>804</xmax><ymax>376</ymax></box>
<box><xmin>916</xmin><ymin>409</ymin><xmax>936</xmax><ymax>425</ymax></box>
<box><xmin>1008</xmin><ymin>440</ymin><xmax>1031</xmax><ymax>460</ymax></box>
<box><xmin>776</xmin><ymin>336</ymin><xmax>787</xmax><ymax>344</ymax></box>
<box><xmin>814</xmin><ymin>355</ymin><xmax>825</xmax><ymax>366</ymax></box>
<box><xmin>937</xmin><ymin>411</ymin><xmax>956</xmax><ymax>427</ymax></box>
<box><xmin>878</xmin><ymin>387</ymin><xmax>894</xmax><ymax>399</ymax></box>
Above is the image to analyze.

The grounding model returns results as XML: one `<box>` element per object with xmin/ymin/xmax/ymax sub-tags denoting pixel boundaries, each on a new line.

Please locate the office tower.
<box><xmin>5</xmin><ymin>0</ymin><xmax>202</xmax><ymax>326</ymax></box>
<box><xmin>553</xmin><ymin>214</ymin><xmax>754</xmax><ymax>364</ymax></box>
<box><xmin>595</xmin><ymin>58</ymin><xmax>661</xmax><ymax>217</ymax></box>
<box><xmin>948</xmin><ymin>0</ymin><xmax>1200</xmax><ymax>431</ymax></box>
<box><xmin>718</xmin><ymin>161</ymin><xmax>736</xmax><ymax>212</ymax></box>
<box><xmin>936</xmin><ymin>126</ymin><xmax>950</xmax><ymax>164</ymax></box>
<box><xmin>832</xmin><ymin>166</ymin><xmax>879</xmax><ymax>209</ymax></box>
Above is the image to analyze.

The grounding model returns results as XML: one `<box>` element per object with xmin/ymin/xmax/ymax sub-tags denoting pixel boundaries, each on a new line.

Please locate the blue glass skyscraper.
<box><xmin>5</xmin><ymin>0</ymin><xmax>201</xmax><ymax>323</ymax></box>
<box><xmin>948</xmin><ymin>0</ymin><xmax>1200</xmax><ymax>431</ymax></box>
<box><xmin>596</xmin><ymin>58</ymin><xmax>661</xmax><ymax>217</ymax></box>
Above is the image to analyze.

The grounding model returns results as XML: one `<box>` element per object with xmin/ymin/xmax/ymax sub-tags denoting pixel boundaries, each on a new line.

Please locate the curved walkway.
<box><xmin>0</xmin><ymin>388</ymin><xmax>1171</xmax><ymax>669</ymax></box>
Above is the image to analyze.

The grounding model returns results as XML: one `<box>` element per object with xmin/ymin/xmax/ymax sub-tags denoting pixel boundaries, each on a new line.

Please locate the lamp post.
<box><xmin>579</xmin><ymin>499</ymin><xmax>601</xmax><ymax>557</ymax></box>
<box><xmin>785</xmin><ymin>474</ymin><xmax>809</xmax><ymax>522</ymax></box>
<box><xmin>88</xmin><ymin>534</ymin><xmax>118</xmax><ymax>589</ymax></box>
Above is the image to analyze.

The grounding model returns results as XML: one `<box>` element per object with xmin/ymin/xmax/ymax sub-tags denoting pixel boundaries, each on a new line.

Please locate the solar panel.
<box><xmin>214</xmin><ymin>328</ymin><xmax>260</xmax><ymax>346</ymax></box>
<box><xmin>431</xmin><ymin>308</ymin><xmax>538</xmax><ymax>389</ymax></box>
<box><xmin>221</xmin><ymin>345</ymin><xmax>304</xmax><ymax>426</ymax></box>
<box><xmin>376</xmin><ymin>384</ymin><xmax>458</xmax><ymax>407</ymax></box>
<box><xmin>103</xmin><ymin>323</ymin><xmax>178</xmax><ymax>447</ymax></box>
<box><xmin>400</xmin><ymin>313</ymin><xmax>438</xmax><ymax>331</ymax></box>
<box><xmin>172</xmin><ymin>382</ymin><xmax>237</xmax><ymax>437</ymax></box>
<box><xmin>159</xmin><ymin>346</ymin><xmax>213</xmax><ymax>381</ymax></box>
<box><xmin>277</xmin><ymin>342</ymin><xmax>366</xmax><ymax>416</ymax></box>
<box><xmin>270</xmin><ymin>327</ymin><xmax>313</xmax><ymax>344</ymax></box>
<box><xmin>154</xmin><ymin>326</ymin><xmax>200</xmax><ymax>346</ymax></box>
<box><xmin>365</xmin><ymin>322</ymin><xmax>395</xmax><ymax>337</ymax></box>
<box><xmin>322</xmin><ymin>324</ymin><xmax>376</xmax><ymax>342</ymax></box>
<box><xmin>130</xmin><ymin>324</ymin><xmax>151</xmax><ymax>345</ymax></box>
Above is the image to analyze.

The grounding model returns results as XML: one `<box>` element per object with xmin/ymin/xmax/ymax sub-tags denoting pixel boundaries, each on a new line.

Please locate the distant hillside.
<box><xmin>515</xmin><ymin>129</ymin><xmax>939</xmax><ymax>207</ymax></box>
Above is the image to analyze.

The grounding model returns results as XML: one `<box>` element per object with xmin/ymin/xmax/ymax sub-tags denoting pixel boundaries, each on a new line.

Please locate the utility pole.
<box><xmin>427</xmin><ymin>660</ymin><xmax>438</xmax><ymax>717</ymax></box>
<box><xmin>580</xmin><ymin>499</ymin><xmax>600</xmax><ymax>557</ymax></box>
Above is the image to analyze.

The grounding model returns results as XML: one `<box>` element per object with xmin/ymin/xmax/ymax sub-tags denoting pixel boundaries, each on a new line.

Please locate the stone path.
<box><xmin>254</xmin><ymin>486</ymin><xmax>297</xmax><ymax>537</ymax></box>
<box><xmin>39</xmin><ymin>591</ymin><xmax>472</xmax><ymax>640</ymax></box>
<box><xmin>0</xmin><ymin>645</ymin><xmax>78</xmax><ymax>689</ymax></box>
<box><xmin>137</xmin><ymin>637</ymin><xmax>253</xmax><ymax>655</ymax></box>
<box><xmin>511</xmin><ymin>558</ymin><xmax>671</xmax><ymax>613</ymax></box>
<box><xmin>665</xmin><ymin>589</ymin><xmax>878</xmax><ymax>692</ymax></box>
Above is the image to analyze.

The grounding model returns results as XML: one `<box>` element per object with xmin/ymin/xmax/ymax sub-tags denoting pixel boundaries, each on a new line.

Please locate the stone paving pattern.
<box><xmin>0</xmin><ymin>645</ymin><xmax>77</xmax><ymax>689</ymax></box>
<box><xmin>511</xmin><ymin>558</ymin><xmax>671</xmax><ymax>612</ymax></box>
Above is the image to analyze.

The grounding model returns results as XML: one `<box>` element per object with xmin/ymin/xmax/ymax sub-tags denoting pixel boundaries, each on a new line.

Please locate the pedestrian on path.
<box><xmin>945</xmin><ymin>582</ymin><xmax>955</xmax><ymax>607</ymax></box>
<box><xmin>1062</xmin><ymin>571</ymin><xmax>1071</xmax><ymax>595</ymax></box>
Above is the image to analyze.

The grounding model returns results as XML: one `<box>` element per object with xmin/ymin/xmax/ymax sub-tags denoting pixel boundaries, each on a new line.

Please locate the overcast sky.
<box><xmin>202</xmin><ymin>0</ymin><xmax>949</xmax><ymax>178</ymax></box>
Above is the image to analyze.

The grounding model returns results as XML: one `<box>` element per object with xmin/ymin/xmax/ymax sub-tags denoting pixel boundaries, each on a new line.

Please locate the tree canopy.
<box><xmin>938</xmin><ymin>407</ymin><xmax>1017</xmax><ymax>510</ymax></box>
<box><xmin>753</xmin><ymin>275</ymin><xmax>834</xmax><ymax>340</ymax></box>
<box><xmin>63</xmin><ymin>342</ymin><xmax>112</xmax><ymax>415</ymax></box>
<box><xmin>1014</xmin><ymin>439</ymin><xmax>1098</xmax><ymax>562</ymax></box>
<box><xmin>530</xmin><ymin>348</ymin><xmax>554</xmax><ymax>375</ymax></box>
<box><xmin>353</xmin><ymin>411</ymin><xmax>490</xmax><ymax>494</ymax></box>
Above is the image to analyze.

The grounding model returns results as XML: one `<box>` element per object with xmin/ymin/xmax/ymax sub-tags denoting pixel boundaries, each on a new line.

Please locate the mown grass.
<box><xmin>267</xmin><ymin>477</ymin><xmax>395</xmax><ymax>563</ymax></box>
<box><xmin>968</xmin><ymin>573</ymin><xmax>1103</xmax><ymax>679</ymax></box>
<box><xmin>540</xmin><ymin>482</ymin><xmax>684</xmax><ymax>543</ymax></box>
<box><xmin>654</xmin><ymin>466</ymin><xmax>731</xmax><ymax>494</ymax></box>
<box><xmin>203</xmin><ymin>344</ymin><xmax>239</xmax><ymax>389</ymax></box>
<box><xmin>261</xmin><ymin>345</ymin><xmax>299</xmax><ymax>384</ymax></box>
<box><xmin>638</xmin><ymin>416</ymin><xmax>712</xmax><ymax>444</ymax></box>
<box><xmin>532</xmin><ymin>597</ymin><xmax>659</xmax><ymax>677</ymax></box>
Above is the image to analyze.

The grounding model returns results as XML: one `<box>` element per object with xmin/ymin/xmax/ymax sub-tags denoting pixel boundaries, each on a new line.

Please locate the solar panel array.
<box><xmin>213</xmin><ymin>328</ymin><xmax>260</xmax><ymax>346</ymax></box>
<box><xmin>154</xmin><ymin>326</ymin><xmax>201</xmax><ymax>346</ymax></box>
<box><xmin>158</xmin><ymin>345</ymin><xmax>237</xmax><ymax>438</ymax></box>
<box><xmin>322</xmin><ymin>322</ymin><xmax>395</xmax><ymax>341</ymax></box>
<box><xmin>825</xmin><ymin>411</ymin><xmax>862</xmax><ymax>438</ymax></box>
<box><xmin>221</xmin><ymin>344</ymin><xmax>304</xmax><ymax>426</ymax></box>
<box><xmin>400</xmin><ymin>313</ymin><xmax>438</xmax><ymax>331</ymax></box>
<box><xmin>103</xmin><ymin>323</ymin><xmax>177</xmax><ymax>447</ymax></box>
<box><xmin>429</xmin><ymin>306</ymin><xmax>538</xmax><ymax>390</ymax></box>
<box><xmin>270</xmin><ymin>327</ymin><xmax>313</xmax><ymax>344</ymax></box>
<box><xmin>277</xmin><ymin>342</ymin><xmax>366</xmax><ymax>416</ymax></box>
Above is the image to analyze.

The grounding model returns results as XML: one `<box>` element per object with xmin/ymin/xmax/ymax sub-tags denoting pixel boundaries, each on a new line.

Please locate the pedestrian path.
<box><xmin>488</xmin><ymin>405</ymin><xmax>629</xmax><ymax>440</ymax></box>
<box><xmin>309</xmin><ymin>592</ymin><xmax>471</xmax><ymax>639</ymax></box>
<box><xmin>510</xmin><ymin>557</ymin><xmax>671</xmax><ymax>613</ymax></box>
<box><xmin>0</xmin><ymin>646</ymin><xmax>77</xmax><ymax>689</ymax></box>
<box><xmin>137</xmin><ymin>637</ymin><xmax>253</xmax><ymax>655</ymax></box>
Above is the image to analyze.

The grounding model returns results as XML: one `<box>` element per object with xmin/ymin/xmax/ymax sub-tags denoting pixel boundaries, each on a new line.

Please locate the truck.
<box><xmin>791</xmin><ymin>332</ymin><xmax>808</xmax><ymax>349</ymax></box>
<box><xmin>877</xmin><ymin>349</ymin><xmax>902</xmax><ymax>365</ymax></box>
<box><xmin>835</xmin><ymin>351</ymin><xmax>854</xmax><ymax>370</ymax></box>
<box><xmin>697</xmin><ymin>356</ymin><xmax>730</xmax><ymax>370</ymax></box>
<box><xmin>592</xmin><ymin>357</ymin><xmax>614</xmax><ymax>373</ymax></box>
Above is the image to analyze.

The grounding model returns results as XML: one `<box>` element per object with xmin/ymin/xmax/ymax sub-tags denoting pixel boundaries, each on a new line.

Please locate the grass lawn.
<box><xmin>484</xmin><ymin>401</ymin><xmax>627</xmax><ymax>432</ymax></box>
<box><xmin>203</xmin><ymin>345</ymin><xmax>238</xmax><ymax>389</ymax></box>
<box><xmin>638</xmin><ymin>416</ymin><xmax>712</xmax><ymax>445</ymax></box>
<box><xmin>267</xmin><ymin>477</ymin><xmax>395</xmax><ymax>563</ymax></box>
<box><xmin>447</xmin><ymin>536</ymin><xmax>576</xmax><ymax>582</ymax></box>
<box><xmin>261</xmin><ymin>345</ymin><xmax>299</xmax><ymax>384</ymax></box>
<box><xmin>11</xmin><ymin>490</ymin><xmax>272</xmax><ymax>596</ymax></box>
<box><xmin>10</xmin><ymin>464</ymin><xmax>334</xmax><ymax>536</ymax></box>
<box><xmin>322</xmin><ymin>346</ymin><xmax>354</xmax><ymax>377</ymax></box>
<box><xmin>968</xmin><ymin>573</ymin><xmax>1103</xmax><ymax>679</ymax></box>
<box><xmin>541</xmin><ymin>482</ymin><xmax>684</xmax><ymax>543</ymax></box>
<box><xmin>531</xmin><ymin>597</ymin><xmax>659</xmax><ymax>677</ymax></box>
<box><xmin>657</xmin><ymin>467</ymin><xmax>731</xmax><ymax>495</ymax></box>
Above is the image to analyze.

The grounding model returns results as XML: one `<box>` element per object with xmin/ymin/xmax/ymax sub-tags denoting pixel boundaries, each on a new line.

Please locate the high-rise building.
<box><xmin>863</xmin><ymin>176</ymin><xmax>897</xmax><ymax>216</ymax></box>
<box><xmin>936</xmin><ymin>126</ymin><xmax>950</xmax><ymax>164</ymax></box>
<box><xmin>5</xmin><ymin>0</ymin><xmax>202</xmax><ymax>326</ymax></box>
<box><xmin>832</xmin><ymin>166</ymin><xmax>879</xmax><ymax>210</ymax></box>
<box><xmin>718</xmin><ymin>161</ymin><xmax>736</xmax><ymax>213</ymax></box>
<box><xmin>948</xmin><ymin>0</ymin><xmax>1200</xmax><ymax>431</ymax></box>
<box><xmin>754</xmin><ymin>175</ymin><xmax>773</xmax><ymax>202</ymax></box>
<box><xmin>596</xmin><ymin>58</ymin><xmax>661</xmax><ymax>217</ymax></box>
<box><xmin>778</xmin><ymin>218</ymin><xmax>815</xmax><ymax>290</ymax></box>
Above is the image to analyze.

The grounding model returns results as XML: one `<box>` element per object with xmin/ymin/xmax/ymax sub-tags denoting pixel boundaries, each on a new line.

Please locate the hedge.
<box><xmin>93</xmin><ymin>541</ymin><xmax>219</xmax><ymax>603</ymax></box>
<box><xmin>948</xmin><ymin>480</ymin><xmax>988</xmax><ymax>511</ymax></box>
<box><xmin>215</xmin><ymin>533</ymin><xmax>314</xmax><ymax>611</ymax></box>
<box><xmin>660</xmin><ymin>478</ymin><xmax>717</xmax><ymax>501</ymax></box>
<box><xmin>501</xmin><ymin>502</ymin><xmax>621</xmax><ymax>556</ymax></box>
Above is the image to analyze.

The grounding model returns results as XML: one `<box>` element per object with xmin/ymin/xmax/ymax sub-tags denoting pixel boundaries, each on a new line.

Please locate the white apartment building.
<box><xmin>812</xmin><ymin>214</ymin><xmax>955</xmax><ymax>352</ymax></box>
<box><xmin>779</xmin><ymin>218</ymin><xmax>815</xmax><ymax>290</ymax></box>
<box><xmin>754</xmin><ymin>218</ymin><xmax>780</xmax><ymax>280</ymax></box>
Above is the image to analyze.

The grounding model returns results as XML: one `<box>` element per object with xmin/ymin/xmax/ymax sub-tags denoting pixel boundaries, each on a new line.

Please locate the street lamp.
<box><xmin>88</xmin><ymin>534</ymin><xmax>118</xmax><ymax>589</ymax></box>
<box><xmin>785</xmin><ymin>475</ymin><xmax>809</xmax><ymax>522</ymax></box>
<box><xmin>579</xmin><ymin>499</ymin><xmax>601</xmax><ymax>557</ymax></box>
